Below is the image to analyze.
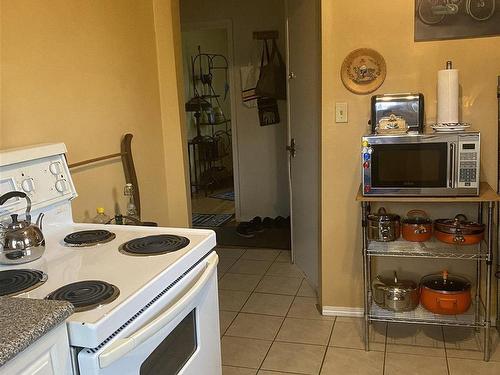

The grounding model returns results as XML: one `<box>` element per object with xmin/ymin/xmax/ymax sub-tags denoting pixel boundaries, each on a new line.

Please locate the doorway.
<box><xmin>181</xmin><ymin>22</ymin><xmax>240</xmax><ymax>229</ymax></box>
<box><xmin>178</xmin><ymin>0</ymin><xmax>320</xmax><ymax>291</ymax></box>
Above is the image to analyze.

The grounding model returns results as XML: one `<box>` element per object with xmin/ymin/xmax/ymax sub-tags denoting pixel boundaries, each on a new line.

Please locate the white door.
<box><xmin>286</xmin><ymin>0</ymin><xmax>321</xmax><ymax>290</ymax></box>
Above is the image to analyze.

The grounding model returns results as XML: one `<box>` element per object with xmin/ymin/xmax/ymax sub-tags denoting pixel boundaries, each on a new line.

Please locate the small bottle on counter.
<box><xmin>92</xmin><ymin>207</ymin><xmax>110</xmax><ymax>224</ymax></box>
<box><xmin>124</xmin><ymin>183</ymin><xmax>139</xmax><ymax>220</ymax></box>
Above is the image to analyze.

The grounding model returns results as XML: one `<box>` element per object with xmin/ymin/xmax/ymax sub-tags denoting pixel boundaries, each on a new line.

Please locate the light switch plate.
<box><xmin>335</xmin><ymin>102</ymin><xmax>348</xmax><ymax>123</ymax></box>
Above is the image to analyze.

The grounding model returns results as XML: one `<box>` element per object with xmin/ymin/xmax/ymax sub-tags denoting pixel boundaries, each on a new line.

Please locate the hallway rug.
<box><xmin>215</xmin><ymin>226</ymin><xmax>291</xmax><ymax>249</ymax></box>
<box><xmin>209</xmin><ymin>191</ymin><xmax>235</xmax><ymax>201</ymax></box>
<box><xmin>192</xmin><ymin>213</ymin><xmax>233</xmax><ymax>228</ymax></box>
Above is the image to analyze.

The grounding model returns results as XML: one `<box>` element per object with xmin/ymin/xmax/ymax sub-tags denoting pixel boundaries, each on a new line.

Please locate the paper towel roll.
<box><xmin>437</xmin><ymin>68</ymin><xmax>459</xmax><ymax>124</ymax></box>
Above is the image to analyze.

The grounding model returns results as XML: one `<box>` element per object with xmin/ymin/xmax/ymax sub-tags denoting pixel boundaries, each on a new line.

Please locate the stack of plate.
<box><xmin>431</xmin><ymin>123</ymin><xmax>471</xmax><ymax>132</ymax></box>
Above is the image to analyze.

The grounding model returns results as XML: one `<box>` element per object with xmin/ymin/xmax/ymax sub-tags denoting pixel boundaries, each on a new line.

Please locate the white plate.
<box><xmin>431</xmin><ymin>124</ymin><xmax>470</xmax><ymax>132</ymax></box>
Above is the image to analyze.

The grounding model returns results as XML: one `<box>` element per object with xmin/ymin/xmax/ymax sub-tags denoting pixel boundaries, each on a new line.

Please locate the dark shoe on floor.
<box><xmin>274</xmin><ymin>216</ymin><xmax>288</xmax><ymax>228</ymax></box>
<box><xmin>236</xmin><ymin>222</ymin><xmax>256</xmax><ymax>238</ymax></box>
<box><xmin>262</xmin><ymin>217</ymin><xmax>274</xmax><ymax>229</ymax></box>
<box><xmin>250</xmin><ymin>216</ymin><xmax>264</xmax><ymax>232</ymax></box>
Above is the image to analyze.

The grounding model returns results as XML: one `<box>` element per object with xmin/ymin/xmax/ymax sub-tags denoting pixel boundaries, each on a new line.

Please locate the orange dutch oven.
<box><xmin>420</xmin><ymin>270</ymin><xmax>472</xmax><ymax>315</ymax></box>
<box><xmin>402</xmin><ymin>210</ymin><xmax>433</xmax><ymax>242</ymax></box>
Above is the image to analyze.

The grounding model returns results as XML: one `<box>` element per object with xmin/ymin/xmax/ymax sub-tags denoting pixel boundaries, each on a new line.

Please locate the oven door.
<box><xmin>77</xmin><ymin>252</ymin><xmax>221</xmax><ymax>375</ymax></box>
<box><xmin>364</xmin><ymin>136</ymin><xmax>455</xmax><ymax>195</ymax></box>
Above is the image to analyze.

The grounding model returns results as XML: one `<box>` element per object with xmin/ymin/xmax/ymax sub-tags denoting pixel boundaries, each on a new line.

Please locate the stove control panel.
<box><xmin>0</xmin><ymin>148</ymin><xmax>77</xmax><ymax>216</ymax></box>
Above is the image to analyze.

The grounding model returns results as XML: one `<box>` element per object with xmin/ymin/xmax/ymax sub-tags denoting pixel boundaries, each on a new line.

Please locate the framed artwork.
<box><xmin>415</xmin><ymin>0</ymin><xmax>500</xmax><ymax>41</ymax></box>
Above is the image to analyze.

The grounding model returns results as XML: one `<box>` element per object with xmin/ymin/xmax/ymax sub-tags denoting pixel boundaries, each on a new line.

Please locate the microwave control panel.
<box><xmin>457</xmin><ymin>139</ymin><xmax>480</xmax><ymax>188</ymax></box>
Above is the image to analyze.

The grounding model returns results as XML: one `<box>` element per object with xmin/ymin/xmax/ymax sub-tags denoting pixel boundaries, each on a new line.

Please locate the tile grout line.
<box><xmin>257</xmin><ymin>262</ymin><xmax>305</xmax><ymax>373</ymax></box>
<box><xmin>318</xmin><ymin>315</ymin><xmax>337</xmax><ymax>374</ymax></box>
<box><xmin>382</xmin><ymin>322</ymin><xmax>388</xmax><ymax>375</ymax></box>
<box><xmin>442</xmin><ymin>326</ymin><xmax>451</xmax><ymax>375</ymax></box>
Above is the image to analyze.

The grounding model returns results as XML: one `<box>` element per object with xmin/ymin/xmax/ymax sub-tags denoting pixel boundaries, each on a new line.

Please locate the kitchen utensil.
<box><xmin>402</xmin><ymin>210</ymin><xmax>433</xmax><ymax>242</ymax></box>
<box><xmin>420</xmin><ymin>270</ymin><xmax>472</xmax><ymax>315</ymax></box>
<box><xmin>372</xmin><ymin>271</ymin><xmax>419</xmax><ymax>312</ymax></box>
<box><xmin>0</xmin><ymin>191</ymin><xmax>45</xmax><ymax>264</ymax></box>
<box><xmin>434</xmin><ymin>214</ymin><xmax>485</xmax><ymax>245</ymax></box>
<box><xmin>367</xmin><ymin>207</ymin><xmax>400</xmax><ymax>242</ymax></box>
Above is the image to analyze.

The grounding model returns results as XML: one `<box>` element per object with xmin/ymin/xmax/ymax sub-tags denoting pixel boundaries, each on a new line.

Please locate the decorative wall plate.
<box><xmin>341</xmin><ymin>48</ymin><xmax>386</xmax><ymax>95</ymax></box>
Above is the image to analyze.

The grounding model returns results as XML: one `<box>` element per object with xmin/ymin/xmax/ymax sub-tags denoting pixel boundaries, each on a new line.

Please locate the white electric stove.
<box><xmin>0</xmin><ymin>144</ymin><xmax>222</xmax><ymax>375</ymax></box>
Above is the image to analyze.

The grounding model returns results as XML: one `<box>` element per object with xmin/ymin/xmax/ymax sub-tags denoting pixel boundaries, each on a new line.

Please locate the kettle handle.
<box><xmin>0</xmin><ymin>191</ymin><xmax>32</xmax><ymax>221</ymax></box>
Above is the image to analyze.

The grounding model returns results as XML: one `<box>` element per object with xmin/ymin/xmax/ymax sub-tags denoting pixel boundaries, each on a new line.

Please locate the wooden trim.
<box><xmin>356</xmin><ymin>182</ymin><xmax>500</xmax><ymax>202</ymax></box>
<box><xmin>68</xmin><ymin>152</ymin><xmax>124</xmax><ymax>169</ymax></box>
<box><xmin>253</xmin><ymin>30</ymin><xmax>279</xmax><ymax>40</ymax></box>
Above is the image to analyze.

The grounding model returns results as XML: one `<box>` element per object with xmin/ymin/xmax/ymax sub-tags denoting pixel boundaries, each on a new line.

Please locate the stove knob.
<box><xmin>49</xmin><ymin>162</ymin><xmax>62</xmax><ymax>175</ymax></box>
<box><xmin>55</xmin><ymin>179</ymin><xmax>68</xmax><ymax>193</ymax></box>
<box><xmin>21</xmin><ymin>178</ymin><xmax>35</xmax><ymax>193</ymax></box>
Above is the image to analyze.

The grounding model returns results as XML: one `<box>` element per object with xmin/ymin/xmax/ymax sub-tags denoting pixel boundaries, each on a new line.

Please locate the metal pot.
<box><xmin>0</xmin><ymin>191</ymin><xmax>45</xmax><ymax>264</ymax></box>
<box><xmin>434</xmin><ymin>214</ymin><xmax>485</xmax><ymax>245</ymax></box>
<box><xmin>372</xmin><ymin>271</ymin><xmax>419</xmax><ymax>312</ymax></box>
<box><xmin>402</xmin><ymin>210</ymin><xmax>433</xmax><ymax>242</ymax></box>
<box><xmin>420</xmin><ymin>270</ymin><xmax>472</xmax><ymax>315</ymax></box>
<box><xmin>367</xmin><ymin>207</ymin><xmax>400</xmax><ymax>242</ymax></box>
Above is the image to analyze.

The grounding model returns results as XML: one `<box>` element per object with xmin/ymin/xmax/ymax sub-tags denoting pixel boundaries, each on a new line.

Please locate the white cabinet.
<box><xmin>0</xmin><ymin>323</ymin><xmax>71</xmax><ymax>375</ymax></box>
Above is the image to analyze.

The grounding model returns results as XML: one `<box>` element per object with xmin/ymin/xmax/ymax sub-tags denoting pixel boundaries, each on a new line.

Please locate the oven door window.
<box><xmin>371</xmin><ymin>143</ymin><xmax>448</xmax><ymax>188</ymax></box>
<box><xmin>140</xmin><ymin>309</ymin><xmax>197</xmax><ymax>375</ymax></box>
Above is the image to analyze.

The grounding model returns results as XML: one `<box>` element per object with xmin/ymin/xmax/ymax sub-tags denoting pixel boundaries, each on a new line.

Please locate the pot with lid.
<box><xmin>367</xmin><ymin>207</ymin><xmax>400</xmax><ymax>242</ymax></box>
<box><xmin>402</xmin><ymin>210</ymin><xmax>433</xmax><ymax>242</ymax></box>
<box><xmin>434</xmin><ymin>214</ymin><xmax>485</xmax><ymax>245</ymax></box>
<box><xmin>372</xmin><ymin>271</ymin><xmax>419</xmax><ymax>312</ymax></box>
<box><xmin>420</xmin><ymin>270</ymin><xmax>472</xmax><ymax>315</ymax></box>
<box><xmin>0</xmin><ymin>191</ymin><xmax>45</xmax><ymax>264</ymax></box>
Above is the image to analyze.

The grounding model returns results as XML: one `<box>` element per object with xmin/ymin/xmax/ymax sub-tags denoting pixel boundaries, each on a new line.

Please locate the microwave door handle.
<box><xmin>449</xmin><ymin>143</ymin><xmax>456</xmax><ymax>188</ymax></box>
<box><xmin>98</xmin><ymin>254</ymin><xmax>218</xmax><ymax>369</ymax></box>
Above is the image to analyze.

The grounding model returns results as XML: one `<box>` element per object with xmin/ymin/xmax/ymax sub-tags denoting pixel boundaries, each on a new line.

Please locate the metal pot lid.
<box><xmin>434</xmin><ymin>214</ymin><xmax>485</xmax><ymax>233</ymax></box>
<box><xmin>420</xmin><ymin>271</ymin><xmax>471</xmax><ymax>292</ymax></box>
<box><xmin>402</xmin><ymin>210</ymin><xmax>432</xmax><ymax>225</ymax></box>
<box><xmin>367</xmin><ymin>207</ymin><xmax>400</xmax><ymax>222</ymax></box>
<box><xmin>376</xmin><ymin>272</ymin><xmax>417</xmax><ymax>290</ymax></box>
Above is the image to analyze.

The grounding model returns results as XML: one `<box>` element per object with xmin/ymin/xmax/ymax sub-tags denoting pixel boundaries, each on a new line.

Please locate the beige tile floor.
<box><xmin>216</xmin><ymin>246</ymin><xmax>500</xmax><ymax>375</ymax></box>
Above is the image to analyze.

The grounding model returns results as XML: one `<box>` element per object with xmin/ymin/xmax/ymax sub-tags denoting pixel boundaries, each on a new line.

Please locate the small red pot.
<box><xmin>402</xmin><ymin>210</ymin><xmax>433</xmax><ymax>242</ymax></box>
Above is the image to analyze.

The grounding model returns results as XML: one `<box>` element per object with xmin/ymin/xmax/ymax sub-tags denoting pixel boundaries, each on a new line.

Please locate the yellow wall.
<box><xmin>1</xmin><ymin>0</ymin><xmax>189</xmax><ymax>227</ymax></box>
<box><xmin>321</xmin><ymin>0</ymin><xmax>500</xmax><ymax>308</ymax></box>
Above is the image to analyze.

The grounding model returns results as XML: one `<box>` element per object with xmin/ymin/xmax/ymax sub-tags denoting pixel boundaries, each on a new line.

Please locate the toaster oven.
<box><xmin>371</xmin><ymin>93</ymin><xmax>424</xmax><ymax>134</ymax></box>
<box><xmin>361</xmin><ymin>131</ymin><xmax>480</xmax><ymax>196</ymax></box>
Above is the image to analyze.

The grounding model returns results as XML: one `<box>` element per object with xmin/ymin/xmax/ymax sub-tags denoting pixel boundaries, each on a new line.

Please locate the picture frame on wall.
<box><xmin>415</xmin><ymin>0</ymin><xmax>500</xmax><ymax>41</ymax></box>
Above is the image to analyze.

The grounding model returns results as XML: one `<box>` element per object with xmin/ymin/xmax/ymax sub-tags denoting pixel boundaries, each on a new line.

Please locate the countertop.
<box><xmin>0</xmin><ymin>297</ymin><xmax>74</xmax><ymax>367</ymax></box>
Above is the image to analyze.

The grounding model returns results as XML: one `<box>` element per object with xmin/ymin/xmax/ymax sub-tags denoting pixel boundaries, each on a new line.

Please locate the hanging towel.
<box><xmin>240</xmin><ymin>63</ymin><xmax>260</xmax><ymax>108</ymax></box>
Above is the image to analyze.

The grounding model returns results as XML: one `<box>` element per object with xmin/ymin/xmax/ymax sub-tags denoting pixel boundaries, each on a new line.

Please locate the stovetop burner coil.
<box><xmin>120</xmin><ymin>234</ymin><xmax>190</xmax><ymax>256</ymax></box>
<box><xmin>46</xmin><ymin>280</ymin><xmax>120</xmax><ymax>312</ymax></box>
<box><xmin>64</xmin><ymin>230</ymin><xmax>116</xmax><ymax>247</ymax></box>
<box><xmin>0</xmin><ymin>269</ymin><xmax>48</xmax><ymax>297</ymax></box>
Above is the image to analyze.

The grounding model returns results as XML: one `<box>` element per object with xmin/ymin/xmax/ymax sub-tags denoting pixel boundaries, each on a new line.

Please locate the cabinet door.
<box><xmin>22</xmin><ymin>352</ymin><xmax>56</xmax><ymax>375</ymax></box>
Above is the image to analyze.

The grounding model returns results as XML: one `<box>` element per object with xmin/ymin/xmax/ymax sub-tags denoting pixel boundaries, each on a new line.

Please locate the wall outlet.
<box><xmin>335</xmin><ymin>102</ymin><xmax>348</xmax><ymax>123</ymax></box>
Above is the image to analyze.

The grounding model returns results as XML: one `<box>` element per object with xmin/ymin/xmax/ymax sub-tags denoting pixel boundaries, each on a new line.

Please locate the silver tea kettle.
<box><xmin>0</xmin><ymin>191</ymin><xmax>45</xmax><ymax>264</ymax></box>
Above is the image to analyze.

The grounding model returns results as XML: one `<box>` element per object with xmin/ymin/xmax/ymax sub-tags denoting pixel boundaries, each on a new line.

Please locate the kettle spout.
<box><xmin>36</xmin><ymin>213</ymin><xmax>45</xmax><ymax>231</ymax></box>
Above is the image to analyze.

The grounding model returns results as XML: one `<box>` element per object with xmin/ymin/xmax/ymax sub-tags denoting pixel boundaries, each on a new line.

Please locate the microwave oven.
<box><xmin>361</xmin><ymin>131</ymin><xmax>480</xmax><ymax>196</ymax></box>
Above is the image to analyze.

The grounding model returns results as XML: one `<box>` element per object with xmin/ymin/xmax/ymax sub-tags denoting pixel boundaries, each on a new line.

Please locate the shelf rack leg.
<box><xmin>484</xmin><ymin>201</ymin><xmax>494</xmax><ymax>361</ymax></box>
<box><xmin>362</xmin><ymin>202</ymin><xmax>370</xmax><ymax>351</ymax></box>
<box><xmin>475</xmin><ymin>202</ymin><xmax>483</xmax><ymax>329</ymax></box>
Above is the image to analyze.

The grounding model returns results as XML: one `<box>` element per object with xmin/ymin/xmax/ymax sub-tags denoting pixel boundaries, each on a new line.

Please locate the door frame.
<box><xmin>180</xmin><ymin>20</ymin><xmax>242</xmax><ymax>221</ymax></box>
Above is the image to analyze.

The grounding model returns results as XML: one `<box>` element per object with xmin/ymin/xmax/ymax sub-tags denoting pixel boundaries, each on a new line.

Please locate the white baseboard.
<box><xmin>322</xmin><ymin>306</ymin><xmax>364</xmax><ymax>317</ymax></box>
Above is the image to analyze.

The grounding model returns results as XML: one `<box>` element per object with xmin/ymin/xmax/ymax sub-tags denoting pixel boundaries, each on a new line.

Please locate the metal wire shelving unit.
<box><xmin>357</xmin><ymin>183</ymin><xmax>499</xmax><ymax>361</ymax></box>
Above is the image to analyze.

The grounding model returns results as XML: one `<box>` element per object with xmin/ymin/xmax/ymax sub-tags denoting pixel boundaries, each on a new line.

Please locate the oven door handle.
<box><xmin>98</xmin><ymin>254</ymin><xmax>218</xmax><ymax>369</ymax></box>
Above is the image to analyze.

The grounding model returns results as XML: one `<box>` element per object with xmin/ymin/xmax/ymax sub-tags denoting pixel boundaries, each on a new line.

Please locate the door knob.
<box><xmin>287</xmin><ymin>138</ymin><xmax>297</xmax><ymax>158</ymax></box>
